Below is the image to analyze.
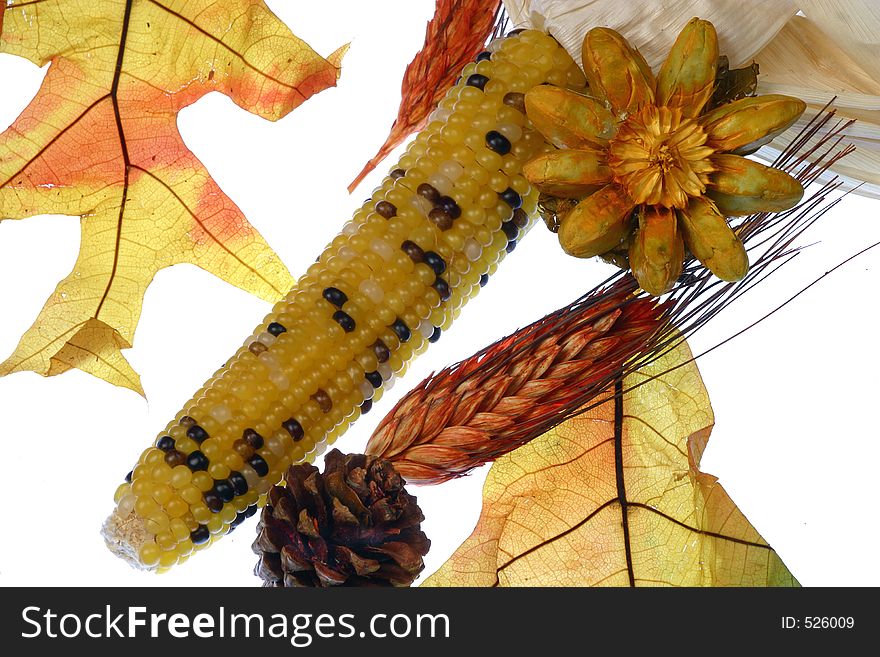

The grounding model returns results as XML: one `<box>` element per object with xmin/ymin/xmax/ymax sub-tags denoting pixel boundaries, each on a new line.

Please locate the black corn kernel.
<box><xmin>438</xmin><ymin>195</ymin><xmax>461</xmax><ymax>219</ymax></box>
<box><xmin>429</xmin><ymin>327</ymin><xmax>442</xmax><ymax>343</ymax></box>
<box><xmin>479</xmin><ymin>273</ymin><xmax>489</xmax><ymax>287</ymax></box>
<box><xmin>229</xmin><ymin>512</ymin><xmax>246</xmax><ymax>530</ymax></box>
<box><xmin>267</xmin><ymin>322</ymin><xmax>286</xmax><ymax>336</ymax></box>
<box><xmin>423</xmin><ymin>251</ymin><xmax>446</xmax><ymax>275</ymax></box>
<box><xmin>499</xmin><ymin>187</ymin><xmax>522</xmax><ymax>209</ymax></box>
<box><xmin>190</xmin><ymin>525</ymin><xmax>210</xmax><ymax>545</ymax></box>
<box><xmin>501</xmin><ymin>220</ymin><xmax>519</xmax><ymax>241</ymax></box>
<box><xmin>486</xmin><ymin>130</ymin><xmax>511</xmax><ymax>155</ymax></box>
<box><xmin>312</xmin><ymin>389</ymin><xmax>332</xmax><ymax>413</ymax></box>
<box><xmin>372</xmin><ymin>340</ymin><xmax>390</xmax><ymax>363</ymax></box>
<box><xmin>365</xmin><ymin>371</ymin><xmax>383</xmax><ymax>388</ymax></box>
<box><xmin>282</xmin><ymin>418</ymin><xmax>304</xmax><ymax>441</ymax></box>
<box><xmin>417</xmin><ymin>183</ymin><xmax>441</xmax><ymax>204</ymax></box>
<box><xmin>512</xmin><ymin>208</ymin><xmax>529</xmax><ymax>229</ymax></box>
<box><xmin>390</xmin><ymin>168</ymin><xmax>406</xmax><ymax>179</ymax></box>
<box><xmin>248</xmin><ymin>454</ymin><xmax>269</xmax><ymax>477</ymax></box>
<box><xmin>186</xmin><ymin>451</ymin><xmax>209</xmax><ymax>472</ymax></box>
<box><xmin>248</xmin><ymin>341</ymin><xmax>268</xmax><ymax>355</ymax></box>
<box><xmin>428</xmin><ymin>208</ymin><xmax>454</xmax><ymax>231</ymax></box>
<box><xmin>375</xmin><ymin>201</ymin><xmax>397</xmax><ymax>219</ymax></box>
<box><xmin>333</xmin><ymin>310</ymin><xmax>356</xmax><ymax>333</ymax></box>
<box><xmin>466</xmin><ymin>73</ymin><xmax>489</xmax><ymax>90</ymax></box>
<box><xmin>401</xmin><ymin>240</ymin><xmax>424</xmax><ymax>262</ymax></box>
<box><xmin>503</xmin><ymin>92</ymin><xmax>526</xmax><ymax>113</ymax></box>
<box><xmin>476</xmin><ymin>50</ymin><xmax>491</xmax><ymax>62</ymax></box>
<box><xmin>360</xmin><ymin>399</ymin><xmax>373</xmax><ymax>415</ymax></box>
<box><xmin>187</xmin><ymin>425</ymin><xmax>208</xmax><ymax>443</ymax></box>
<box><xmin>165</xmin><ymin>450</ymin><xmax>186</xmax><ymax>468</ymax></box>
<box><xmin>506</xmin><ymin>240</ymin><xmax>518</xmax><ymax>253</ymax></box>
<box><xmin>213</xmin><ymin>479</ymin><xmax>235</xmax><ymax>503</ymax></box>
<box><xmin>229</xmin><ymin>471</ymin><xmax>248</xmax><ymax>496</ymax></box>
<box><xmin>244</xmin><ymin>504</ymin><xmax>258</xmax><ymax>518</ymax></box>
<box><xmin>433</xmin><ymin>278</ymin><xmax>451</xmax><ymax>302</ymax></box>
<box><xmin>243</xmin><ymin>428</ymin><xmax>264</xmax><ymax>449</ymax></box>
<box><xmin>391</xmin><ymin>318</ymin><xmax>411</xmax><ymax>343</ymax></box>
<box><xmin>322</xmin><ymin>287</ymin><xmax>348</xmax><ymax>307</ymax></box>
<box><xmin>125</xmin><ymin>470</ymin><xmax>133</xmax><ymax>483</ymax></box>
<box><xmin>156</xmin><ymin>436</ymin><xmax>175</xmax><ymax>452</ymax></box>
<box><xmin>179</xmin><ymin>416</ymin><xmax>196</xmax><ymax>428</ymax></box>
<box><xmin>204</xmin><ymin>491</ymin><xmax>224</xmax><ymax>513</ymax></box>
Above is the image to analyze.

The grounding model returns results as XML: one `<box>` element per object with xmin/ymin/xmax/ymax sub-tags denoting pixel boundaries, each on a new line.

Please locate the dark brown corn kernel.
<box><xmin>233</xmin><ymin>439</ymin><xmax>253</xmax><ymax>459</ymax></box>
<box><xmin>204</xmin><ymin>491</ymin><xmax>224</xmax><ymax>513</ymax></box>
<box><xmin>371</xmin><ymin>340</ymin><xmax>391</xmax><ymax>363</ymax></box>
<box><xmin>375</xmin><ymin>201</ymin><xmax>397</xmax><ymax>219</ymax></box>
<box><xmin>401</xmin><ymin>240</ymin><xmax>425</xmax><ymax>263</ymax></box>
<box><xmin>312</xmin><ymin>389</ymin><xmax>332</xmax><ymax>414</ymax></box>
<box><xmin>164</xmin><ymin>450</ymin><xmax>187</xmax><ymax>468</ymax></box>
<box><xmin>503</xmin><ymin>92</ymin><xmax>526</xmax><ymax>113</ymax></box>
<box><xmin>243</xmin><ymin>428</ymin><xmax>264</xmax><ymax>450</ymax></box>
<box><xmin>429</xmin><ymin>208</ymin><xmax>454</xmax><ymax>230</ymax></box>
<box><xmin>417</xmin><ymin>183</ymin><xmax>441</xmax><ymax>204</ymax></box>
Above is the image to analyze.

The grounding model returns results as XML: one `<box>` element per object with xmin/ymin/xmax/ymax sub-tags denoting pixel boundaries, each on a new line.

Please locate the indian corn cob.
<box><xmin>104</xmin><ymin>30</ymin><xmax>586</xmax><ymax>570</ymax></box>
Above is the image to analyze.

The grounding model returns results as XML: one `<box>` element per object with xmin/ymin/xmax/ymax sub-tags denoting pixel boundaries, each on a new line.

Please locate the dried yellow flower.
<box><xmin>524</xmin><ymin>17</ymin><xmax>807</xmax><ymax>295</ymax></box>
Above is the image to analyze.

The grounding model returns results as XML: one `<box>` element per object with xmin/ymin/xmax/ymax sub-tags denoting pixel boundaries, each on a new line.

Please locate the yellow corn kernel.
<box><xmin>103</xmin><ymin>30</ymin><xmax>584</xmax><ymax>570</ymax></box>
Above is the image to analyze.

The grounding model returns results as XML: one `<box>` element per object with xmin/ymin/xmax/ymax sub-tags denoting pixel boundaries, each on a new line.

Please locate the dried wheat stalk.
<box><xmin>366</xmin><ymin>105</ymin><xmax>857</xmax><ymax>485</ymax></box>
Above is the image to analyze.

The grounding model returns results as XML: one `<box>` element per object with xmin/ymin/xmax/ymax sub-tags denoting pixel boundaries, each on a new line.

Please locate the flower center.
<box><xmin>607</xmin><ymin>105</ymin><xmax>716</xmax><ymax>209</ymax></box>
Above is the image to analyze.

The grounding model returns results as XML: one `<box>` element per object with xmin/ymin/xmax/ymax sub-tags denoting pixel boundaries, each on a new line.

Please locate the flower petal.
<box><xmin>524</xmin><ymin>85</ymin><xmax>617</xmax><ymax>148</ymax></box>
<box><xmin>502</xmin><ymin>0</ymin><xmax>797</xmax><ymax>69</ymax></box>
<box><xmin>701</xmin><ymin>95</ymin><xmax>806</xmax><ymax>153</ymax></box>
<box><xmin>708</xmin><ymin>154</ymin><xmax>803</xmax><ymax>215</ymax></box>
<box><xmin>678</xmin><ymin>197</ymin><xmax>747</xmax><ymax>281</ymax></box>
<box><xmin>629</xmin><ymin>205</ymin><xmax>684</xmax><ymax>295</ymax></box>
<box><xmin>582</xmin><ymin>27</ymin><xmax>655</xmax><ymax>115</ymax></box>
<box><xmin>657</xmin><ymin>18</ymin><xmax>719</xmax><ymax>117</ymax></box>
<box><xmin>558</xmin><ymin>184</ymin><xmax>635</xmax><ymax>257</ymax></box>
<box><xmin>523</xmin><ymin>148</ymin><xmax>611</xmax><ymax>198</ymax></box>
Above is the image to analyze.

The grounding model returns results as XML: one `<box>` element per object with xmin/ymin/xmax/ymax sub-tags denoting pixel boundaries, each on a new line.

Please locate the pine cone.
<box><xmin>252</xmin><ymin>449</ymin><xmax>430</xmax><ymax>587</ymax></box>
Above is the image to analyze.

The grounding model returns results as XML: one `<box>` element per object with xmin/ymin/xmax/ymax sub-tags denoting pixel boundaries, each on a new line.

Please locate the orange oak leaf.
<box><xmin>424</xmin><ymin>340</ymin><xmax>798</xmax><ymax>587</ymax></box>
<box><xmin>0</xmin><ymin>0</ymin><xmax>345</xmax><ymax>393</ymax></box>
<box><xmin>348</xmin><ymin>0</ymin><xmax>502</xmax><ymax>192</ymax></box>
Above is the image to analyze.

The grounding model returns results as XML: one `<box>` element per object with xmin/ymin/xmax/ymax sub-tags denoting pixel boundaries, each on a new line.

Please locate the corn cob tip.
<box><xmin>102</xmin><ymin>507</ymin><xmax>152</xmax><ymax>571</ymax></box>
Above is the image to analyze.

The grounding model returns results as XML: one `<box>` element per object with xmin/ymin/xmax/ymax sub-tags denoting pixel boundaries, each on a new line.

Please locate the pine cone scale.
<box><xmin>253</xmin><ymin>450</ymin><xmax>429</xmax><ymax>587</ymax></box>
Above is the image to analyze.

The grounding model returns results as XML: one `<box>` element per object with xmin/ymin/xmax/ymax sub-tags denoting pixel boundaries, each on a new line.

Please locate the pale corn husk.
<box><xmin>754</xmin><ymin>15</ymin><xmax>880</xmax><ymax>197</ymax></box>
<box><xmin>502</xmin><ymin>0</ymin><xmax>880</xmax><ymax>197</ymax></box>
<box><xmin>501</xmin><ymin>0</ymin><xmax>796</xmax><ymax>69</ymax></box>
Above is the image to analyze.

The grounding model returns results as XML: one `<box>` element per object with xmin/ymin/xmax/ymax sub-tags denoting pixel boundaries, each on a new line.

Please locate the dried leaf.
<box><xmin>424</xmin><ymin>339</ymin><xmax>798</xmax><ymax>587</ymax></box>
<box><xmin>0</xmin><ymin>0</ymin><xmax>344</xmax><ymax>391</ymax></box>
<box><xmin>347</xmin><ymin>0</ymin><xmax>501</xmax><ymax>192</ymax></box>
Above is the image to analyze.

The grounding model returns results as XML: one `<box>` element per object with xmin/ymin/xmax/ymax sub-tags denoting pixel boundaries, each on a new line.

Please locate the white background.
<box><xmin>1</xmin><ymin>0</ymin><xmax>878</xmax><ymax>587</ymax></box>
